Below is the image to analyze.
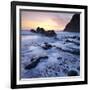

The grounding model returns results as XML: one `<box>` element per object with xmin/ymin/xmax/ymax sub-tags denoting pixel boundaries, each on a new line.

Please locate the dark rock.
<box><xmin>42</xmin><ymin>42</ymin><xmax>52</xmax><ymax>50</ymax></box>
<box><xmin>56</xmin><ymin>46</ymin><xmax>80</xmax><ymax>55</ymax></box>
<box><xmin>65</xmin><ymin>39</ymin><xmax>80</xmax><ymax>46</ymax></box>
<box><xmin>36</xmin><ymin>27</ymin><xmax>45</xmax><ymax>34</ymax></box>
<box><xmin>57</xmin><ymin>57</ymin><xmax>62</xmax><ymax>60</ymax></box>
<box><xmin>66</xmin><ymin>48</ymin><xmax>80</xmax><ymax>55</ymax></box>
<box><xmin>63</xmin><ymin>68</ymin><xmax>68</xmax><ymax>74</ymax></box>
<box><xmin>64</xmin><ymin>14</ymin><xmax>80</xmax><ymax>32</ymax></box>
<box><xmin>36</xmin><ymin>27</ymin><xmax>56</xmax><ymax>37</ymax></box>
<box><xmin>45</xmin><ymin>30</ymin><xmax>56</xmax><ymax>37</ymax></box>
<box><xmin>77</xmin><ymin>37</ymin><xmax>80</xmax><ymax>40</ymax></box>
<box><xmin>25</xmin><ymin>58</ymin><xmax>40</xmax><ymax>70</ymax></box>
<box><xmin>30</xmin><ymin>29</ymin><xmax>36</xmax><ymax>33</ymax></box>
<box><xmin>68</xmin><ymin>70</ymin><xmax>78</xmax><ymax>76</ymax></box>
<box><xmin>71</xmin><ymin>36</ymin><xmax>77</xmax><ymax>39</ymax></box>
<box><xmin>77</xmin><ymin>66</ymin><xmax>80</xmax><ymax>71</ymax></box>
<box><xmin>59</xmin><ymin>63</ymin><xmax>63</xmax><ymax>66</ymax></box>
<box><xmin>25</xmin><ymin>56</ymin><xmax>48</xmax><ymax>70</ymax></box>
<box><xmin>39</xmin><ymin>56</ymin><xmax>48</xmax><ymax>60</ymax></box>
<box><xmin>55</xmin><ymin>72</ymin><xmax>58</xmax><ymax>76</ymax></box>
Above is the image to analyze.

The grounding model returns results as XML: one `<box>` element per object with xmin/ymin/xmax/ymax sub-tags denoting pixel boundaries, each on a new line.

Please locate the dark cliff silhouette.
<box><xmin>64</xmin><ymin>14</ymin><xmax>80</xmax><ymax>32</ymax></box>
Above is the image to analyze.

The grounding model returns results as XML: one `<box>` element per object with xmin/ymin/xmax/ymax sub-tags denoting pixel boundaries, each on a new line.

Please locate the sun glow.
<box><xmin>22</xmin><ymin>19</ymin><xmax>65</xmax><ymax>31</ymax></box>
<box><xmin>21</xmin><ymin>11</ymin><xmax>74</xmax><ymax>31</ymax></box>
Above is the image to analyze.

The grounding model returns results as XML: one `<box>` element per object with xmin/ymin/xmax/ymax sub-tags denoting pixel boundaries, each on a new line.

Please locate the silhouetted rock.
<box><xmin>30</xmin><ymin>29</ymin><xmax>36</xmax><ymax>33</ymax></box>
<box><xmin>64</xmin><ymin>14</ymin><xmax>80</xmax><ymax>32</ymax></box>
<box><xmin>36</xmin><ymin>27</ymin><xmax>45</xmax><ymax>34</ymax></box>
<box><xmin>68</xmin><ymin>70</ymin><xmax>78</xmax><ymax>76</ymax></box>
<box><xmin>36</xmin><ymin>27</ymin><xmax>56</xmax><ymax>37</ymax></box>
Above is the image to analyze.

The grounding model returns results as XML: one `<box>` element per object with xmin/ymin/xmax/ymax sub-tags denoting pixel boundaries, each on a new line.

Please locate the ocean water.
<box><xmin>20</xmin><ymin>31</ymin><xmax>80</xmax><ymax>78</ymax></box>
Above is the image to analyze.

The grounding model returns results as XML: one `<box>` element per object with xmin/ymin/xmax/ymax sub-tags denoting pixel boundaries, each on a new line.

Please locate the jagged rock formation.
<box><xmin>30</xmin><ymin>27</ymin><xmax>56</xmax><ymax>37</ymax></box>
<box><xmin>36</xmin><ymin>27</ymin><xmax>45</xmax><ymax>34</ymax></box>
<box><xmin>64</xmin><ymin>14</ymin><xmax>80</xmax><ymax>32</ymax></box>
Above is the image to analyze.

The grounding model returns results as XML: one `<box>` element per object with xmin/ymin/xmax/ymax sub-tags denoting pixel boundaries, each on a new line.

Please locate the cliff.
<box><xmin>64</xmin><ymin>14</ymin><xmax>80</xmax><ymax>32</ymax></box>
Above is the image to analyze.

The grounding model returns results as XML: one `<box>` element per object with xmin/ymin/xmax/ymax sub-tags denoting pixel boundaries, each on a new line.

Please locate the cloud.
<box><xmin>21</xmin><ymin>10</ymin><xmax>74</xmax><ymax>31</ymax></box>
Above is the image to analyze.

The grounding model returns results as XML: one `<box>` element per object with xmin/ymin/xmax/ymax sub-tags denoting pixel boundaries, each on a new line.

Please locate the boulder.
<box><xmin>67</xmin><ymin>70</ymin><xmax>78</xmax><ymax>76</ymax></box>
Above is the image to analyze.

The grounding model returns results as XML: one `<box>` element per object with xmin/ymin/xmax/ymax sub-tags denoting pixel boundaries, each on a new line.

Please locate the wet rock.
<box><xmin>25</xmin><ymin>58</ymin><xmax>40</xmax><ymax>70</ymax></box>
<box><xmin>25</xmin><ymin>56</ymin><xmax>48</xmax><ymax>70</ymax></box>
<box><xmin>77</xmin><ymin>37</ymin><xmax>80</xmax><ymax>40</ymax></box>
<box><xmin>57</xmin><ymin>57</ymin><xmax>62</xmax><ymax>60</ymax></box>
<box><xmin>77</xmin><ymin>66</ymin><xmax>80</xmax><ymax>71</ymax></box>
<box><xmin>42</xmin><ymin>42</ymin><xmax>52</xmax><ymax>50</ymax></box>
<box><xmin>56</xmin><ymin>46</ymin><xmax>80</xmax><ymax>55</ymax></box>
<box><xmin>63</xmin><ymin>68</ymin><xmax>68</xmax><ymax>74</ymax></box>
<box><xmin>65</xmin><ymin>39</ymin><xmax>80</xmax><ymax>46</ymax></box>
<box><xmin>68</xmin><ymin>70</ymin><xmax>78</xmax><ymax>76</ymax></box>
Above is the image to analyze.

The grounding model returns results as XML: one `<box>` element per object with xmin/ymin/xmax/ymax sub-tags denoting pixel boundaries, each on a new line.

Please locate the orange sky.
<box><xmin>21</xmin><ymin>10</ymin><xmax>74</xmax><ymax>31</ymax></box>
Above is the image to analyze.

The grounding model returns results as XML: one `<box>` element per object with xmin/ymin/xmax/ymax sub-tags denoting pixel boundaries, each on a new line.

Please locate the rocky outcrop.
<box><xmin>36</xmin><ymin>27</ymin><xmax>45</xmax><ymax>34</ymax></box>
<box><xmin>25</xmin><ymin>56</ymin><xmax>48</xmax><ymax>70</ymax></box>
<box><xmin>30</xmin><ymin>27</ymin><xmax>56</xmax><ymax>37</ymax></box>
<box><xmin>64</xmin><ymin>14</ymin><xmax>80</xmax><ymax>32</ymax></box>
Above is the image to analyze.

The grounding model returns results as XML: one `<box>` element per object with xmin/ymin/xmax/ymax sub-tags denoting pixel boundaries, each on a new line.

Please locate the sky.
<box><xmin>21</xmin><ymin>10</ymin><xmax>74</xmax><ymax>31</ymax></box>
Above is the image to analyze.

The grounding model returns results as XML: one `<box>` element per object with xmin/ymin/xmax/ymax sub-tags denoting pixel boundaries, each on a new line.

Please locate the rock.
<box><xmin>56</xmin><ymin>46</ymin><xmax>80</xmax><ymax>55</ymax></box>
<box><xmin>77</xmin><ymin>37</ymin><xmax>80</xmax><ymax>40</ymax></box>
<box><xmin>65</xmin><ymin>39</ymin><xmax>80</xmax><ymax>46</ymax></box>
<box><xmin>39</xmin><ymin>56</ymin><xmax>48</xmax><ymax>59</ymax></box>
<box><xmin>57</xmin><ymin>57</ymin><xmax>62</xmax><ymax>60</ymax></box>
<box><xmin>77</xmin><ymin>66</ymin><xmax>80</xmax><ymax>71</ymax></box>
<box><xmin>30</xmin><ymin>29</ymin><xmax>36</xmax><ymax>33</ymax></box>
<box><xmin>67</xmin><ymin>70</ymin><xmax>78</xmax><ymax>76</ymax></box>
<box><xmin>25</xmin><ymin>56</ymin><xmax>48</xmax><ymax>70</ymax></box>
<box><xmin>64</xmin><ymin>14</ymin><xmax>80</xmax><ymax>32</ymax></box>
<box><xmin>45</xmin><ymin>30</ymin><xmax>56</xmax><ymax>37</ymax></box>
<box><xmin>36</xmin><ymin>27</ymin><xmax>56</xmax><ymax>37</ymax></box>
<box><xmin>63</xmin><ymin>68</ymin><xmax>68</xmax><ymax>74</ymax></box>
<box><xmin>42</xmin><ymin>42</ymin><xmax>52</xmax><ymax>50</ymax></box>
<box><xmin>25</xmin><ymin>57</ymin><xmax>40</xmax><ymax>70</ymax></box>
<box><xmin>36</xmin><ymin>27</ymin><xmax>45</xmax><ymax>34</ymax></box>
